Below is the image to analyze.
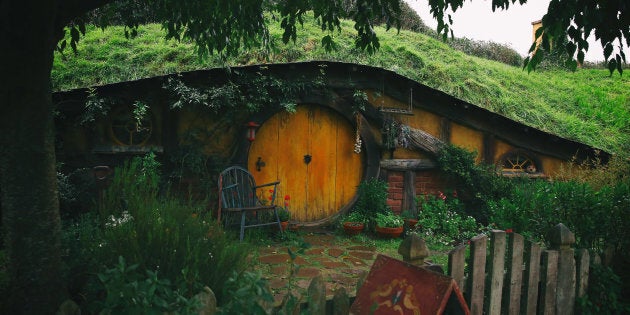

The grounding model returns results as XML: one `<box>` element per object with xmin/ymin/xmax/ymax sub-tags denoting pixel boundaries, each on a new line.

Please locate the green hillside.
<box><xmin>52</xmin><ymin>18</ymin><xmax>630</xmax><ymax>155</ymax></box>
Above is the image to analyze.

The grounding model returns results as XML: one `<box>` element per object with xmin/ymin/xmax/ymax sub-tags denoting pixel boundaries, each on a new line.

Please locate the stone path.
<box><xmin>253</xmin><ymin>232</ymin><xmax>380</xmax><ymax>305</ymax></box>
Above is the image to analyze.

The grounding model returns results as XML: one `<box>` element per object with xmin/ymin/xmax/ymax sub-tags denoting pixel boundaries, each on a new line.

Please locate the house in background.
<box><xmin>53</xmin><ymin>61</ymin><xmax>607</xmax><ymax>226</ymax></box>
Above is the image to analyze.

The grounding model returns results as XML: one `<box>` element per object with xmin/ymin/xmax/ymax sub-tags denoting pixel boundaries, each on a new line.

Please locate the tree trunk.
<box><xmin>0</xmin><ymin>1</ymin><xmax>66</xmax><ymax>313</ymax></box>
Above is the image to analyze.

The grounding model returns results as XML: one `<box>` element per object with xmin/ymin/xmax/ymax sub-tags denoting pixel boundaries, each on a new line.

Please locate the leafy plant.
<box><xmin>353</xmin><ymin>178</ymin><xmax>390</xmax><ymax>229</ymax></box>
<box><xmin>436</xmin><ymin>144</ymin><xmax>514</xmax><ymax>223</ymax></box>
<box><xmin>95</xmin><ymin>256</ymin><xmax>199</xmax><ymax>314</ymax></box>
<box><xmin>344</xmin><ymin>211</ymin><xmax>366</xmax><ymax>223</ymax></box>
<box><xmin>63</xmin><ymin>153</ymin><xmax>251</xmax><ymax>308</ymax></box>
<box><xmin>375</xmin><ymin>212</ymin><xmax>404</xmax><ymax>228</ymax></box>
<box><xmin>277</xmin><ymin>207</ymin><xmax>290</xmax><ymax>222</ymax></box>
<box><xmin>218</xmin><ymin>271</ymin><xmax>274</xmax><ymax>315</ymax></box>
<box><xmin>417</xmin><ymin>192</ymin><xmax>479</xmax><ymax>245</ymax></box>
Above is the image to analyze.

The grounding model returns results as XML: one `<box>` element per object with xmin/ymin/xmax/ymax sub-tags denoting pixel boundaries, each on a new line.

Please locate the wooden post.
<box><xmin>521</xmin><ymin>241</ymin><xmax>541</xmax><ymax>315</ymax></box>
<box><xmin>448</xmin><ymin>244</ymin><xmax>467</xmax><ymax>292</ymax></box>
<box><xmin>398</xmin><ymin>234</ymin><xmax>429</xmax><ymax>267</ymax></box>
<box><xmin>576</xmin><ymin>249</ymin><xmax>590</xmax><ymax>300</ymax></box>
<box><xmin>540</xmin><ymin>250</ymin><xmax>559</xmax><ymax>315</ymax></box>
<box><xmin>402</xmin><ymin>170</ymin><xmax>416</xmax><ymax>215</ymax></box>
<box><xmin>332</xmin><ymin>287</ymin><xmax>350</xmax><ymax>315</ymax></box>
<box><xmin>195</xmin><ymin>286</ymin><xmax>217</xmax><ymax>315</ymax></box>
<box><xmin>503</xmin><ymin>232</ymin><xmax>524</xmax><ymax>315</ymax></box>
<box><xmin>486</xmin><ymin>230</ymin><xmax>506</xmax><ymax>315</ymax></box>
<box><xmin>307</xmin><ymin>275</ymin><xmax>326</xmax><ymax>315</ymax></box>
<box><xmin>550</xmin><ymin>223</ymin><xmax>576</xmax><ymax>315</ymax></box>
<box><xmin>467</xmin><ymin>234</ymin><xmax>487</xmax><ymax>315</ymax></box>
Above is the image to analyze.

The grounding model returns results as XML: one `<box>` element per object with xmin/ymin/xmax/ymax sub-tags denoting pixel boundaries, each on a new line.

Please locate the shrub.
<box><xmin>375</xmin><ymin>212</ymin><xmax>404</xmax><ymax>228</ymax></box>
<box><xmin>353</xmin><ymin>178</ymin><xmax>390</xmax><ymax>229</ymax></box>
<box><xmin>62</xmin><ymin>153</ymin><xmax>251</xmax><ymax>311</ymax></box>
<box><xmin>417</xmin><ymin>192</ymin><xmax>479</xmax><ymax>245</ymax></box>
<box><xmin>436</xmin><ymin>145</ymin><xmax>514</xmax><ymax>224</ymax></box>
<box><xmin>448</xmin><ymin>37</ymin><xmax>523</xmax><ymax>67</ymax></box>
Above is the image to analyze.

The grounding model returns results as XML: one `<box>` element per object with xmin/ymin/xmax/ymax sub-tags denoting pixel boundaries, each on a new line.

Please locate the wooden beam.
<box><xmin>407</xmin><ymin>126</ymin><xmax>445</xmax><ymax>156</ymax></box>
<box><xmin>379</xmin><ymin>159</ymin><xmax>436</xmax><ymax>171</ymax></box>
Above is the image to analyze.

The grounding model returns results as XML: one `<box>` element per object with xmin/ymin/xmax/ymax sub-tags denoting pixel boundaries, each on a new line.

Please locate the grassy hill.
<box><xmin>52</xmin><ymin>17</ymin><xmax>630</xmax><ymax>155</ymax></box>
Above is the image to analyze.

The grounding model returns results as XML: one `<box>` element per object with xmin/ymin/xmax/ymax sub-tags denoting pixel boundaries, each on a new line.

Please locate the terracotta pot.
<box><xmin>405</xmin><ymin>219</ymin><xmax>419</xmax><ymax>228</ymax></box>
<box><xmin>343</xmin><ymin>222</ymin><xmax>365</xmax><ymax>236</ymax></box>
<box><xmin>375</xmin><ymin>226</ymin><xmax>404</xmax><ymax>238</ymax></box>
<box><xmin>281</xmin><ymin>221</ymin><xmax>289</xmax><ymax>231</ymax></box>
<box><xmin>288</xmin><ymin>223</ymin><xmax>300</xmax><ymax>232</ymax></box>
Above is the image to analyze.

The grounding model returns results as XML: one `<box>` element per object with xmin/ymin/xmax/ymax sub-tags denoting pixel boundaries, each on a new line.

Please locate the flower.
<box><xmin>438</xmin><ymin>191</ymin><xmax>447</xmax><ymax>200</ymax></box>
<box><xmin>505</xmin><ymin>228</ymin><xmax>513</xmax><ymax>234</ymax></box>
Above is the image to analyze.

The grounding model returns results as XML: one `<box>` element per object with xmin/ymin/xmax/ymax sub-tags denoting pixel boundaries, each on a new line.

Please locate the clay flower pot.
<box><xmin>375</xmin><ymin>226</ymin><xmax>404</xmax><ymax>238</ymax></box>
<box><xmin>343</xmin><ymin>222</ymin><xmax>365</xmax><ymax>236</ymax></box>
<box><xmin>405</xmin><ymin>218</ymin><xmax>419</xmax><ymax>228</ymax></box>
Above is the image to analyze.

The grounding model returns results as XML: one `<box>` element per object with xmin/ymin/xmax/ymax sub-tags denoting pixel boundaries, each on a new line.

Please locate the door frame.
<box><xmin>230</xmin><ymin>91</ymin><xmax>380</xmax><ymax>226</ymax></box>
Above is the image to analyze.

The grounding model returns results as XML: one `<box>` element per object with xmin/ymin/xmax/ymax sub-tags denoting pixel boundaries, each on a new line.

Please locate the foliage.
<box><xmin>436</xmin><ymin>145</ymin><xmax>514</xmax><ymax>223</ymax></box>
<box><xmin>78</xmin><ymin>87</ymin><xmax>110</xmax><ymax>125</ymax></box>
<box><xmin>95</xmin><ymin>256</ymin><xmax>199</xmax><ymax>314</ymax></box>
<box><xmin>427</xmin><ymin>0</ymin><xmax>629</xmax><ymax>75</ymax></box>
<box><xmin>62</xmin><ymin>153</ymin><xmax>251</xmax><ymax>309</ymax></box>
<box><xmin>217</xmin><ymin>271</ymin><xmax>274</xmax><ymax>315</ymax></box>
<box><xmin>486</xmin><ymin>179</ymin><xmax>630</xmax><ymax>252</ymax></box>
<box><xmin>375</xmin><ymin>212</ymin><xmax>404</xmax><ymax>228</ymax></box>
<box><xmin>416</xmin><ymin>193</ymin><xmax>479</xmax><ymax>245</ymax></box>
<box><xmin>344</xmin><ymin>211</ymin><xmax>366</xmax><ymax>223</ymax></box>
<box><xmin>554</xmin><ymin>155</ymin><xmax>630</xmax><ymax>190</ymax></box>
<box><xmin>577</xmin><ymin>264</ymin><xmax>630</xmax><ymax>314</ymax></box>
<box><xmin>353</xmin><ymin>178</ymin><xmax>390</xmax><ymax>229</ymax></box>
<box><xmin>277</xmin><ymin>207</ymin><xmax>291</xmax><ymax>222</ymax></box>
<box><xmin>447</xmin><ymin>37</ymin><xmax>523</xmax><ymax>67</ymax></box>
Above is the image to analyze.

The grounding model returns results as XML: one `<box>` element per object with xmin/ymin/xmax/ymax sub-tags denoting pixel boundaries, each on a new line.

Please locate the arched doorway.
<box><xmin>247</xmin><ymin>104</ymin><xmax>364</xmax><ymax>222</ymax></box>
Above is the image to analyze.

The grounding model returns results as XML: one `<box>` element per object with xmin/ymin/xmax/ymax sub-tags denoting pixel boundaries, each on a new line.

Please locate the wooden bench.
<box><xmin>217</xmin><ymin>166</ymin><xmax>283</xmax><ymax>240</ymax></box>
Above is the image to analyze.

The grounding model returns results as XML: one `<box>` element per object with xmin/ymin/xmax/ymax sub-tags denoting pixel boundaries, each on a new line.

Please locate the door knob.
<box><xmin>304</xmin><ymin>154</ymin><xmax>312</xmax><ymax>165</ymax></box>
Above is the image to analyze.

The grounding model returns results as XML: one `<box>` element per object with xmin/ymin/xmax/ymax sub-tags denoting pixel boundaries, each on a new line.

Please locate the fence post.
<box><xmin>550</xmin><ymin>223</ymin><xmax>577</xmax><ymax>315</ymax></box>
<box><xmin>195</xmin><ymin>286</ymin><xmax>217</xmax><ymax>315</ymax></box>
<box><xmin>448</xmin><ymin>244</ymin><xmax>467</xmax><ymax>292</ymax></box>
<box><xmin>521</xmin><ymin>240</ymin><xmax>542</xmax><ymax>315</ymax></box>
<box><xmin>540</xmin><ymin>250</ymin><xmax>559</xmax><ymax>315</ymax></box>
<box><xmin>398</xmin><ymin>234</ymin><xmax>429</xmax><ymax>266</ymax></box>
<box><xmin>332</xmin><ymin>287</ymin><xmax>350</xmax><ymax>315</ymax></box>
<box><xmin>576</xmin><ymin>249</ymin><xmax>590</xmax><ymax>300</ymax></box>
<box><xmin>503</xmin><ymin>232</ymin><xmax>524</xmax><ymax>315</ymax></box>
<box><xmin>467</xmin><ymin>234</ymin><xmax>488</xmax><ymax>315</ymax></box>
<box><xmin>487</xmin><ymin>230</ymin><xmax>507</xmax><ymax>315</ymax></box>
<box><xmin>307</xmin><ymin>275</ymin><xmax>326</xmax><ymax>315</ymax></box>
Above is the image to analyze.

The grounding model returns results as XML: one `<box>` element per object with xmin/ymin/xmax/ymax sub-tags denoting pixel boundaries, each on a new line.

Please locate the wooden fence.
<box><xmin>58</xmin><ymin>223</ymin><xmax>590</xmax><ymax>314</ymax></box>
<box><xmin>447</xmin><ymin>223</ymin><xmax>589</xmax><ymax>315</ymax></box>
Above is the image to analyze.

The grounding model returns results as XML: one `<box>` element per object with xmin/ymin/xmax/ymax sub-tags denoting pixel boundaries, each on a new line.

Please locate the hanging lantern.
<box><xmin>245</xmin><ymin>121</ymin><xmax>260</xmax><ymax>142</ymax></box>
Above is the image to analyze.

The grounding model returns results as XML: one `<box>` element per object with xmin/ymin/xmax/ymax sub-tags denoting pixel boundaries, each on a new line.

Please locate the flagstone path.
<box><xmin>252</xmin><ymin>232</ymin><xmax>384</xmax><ymax>305</ymax></box>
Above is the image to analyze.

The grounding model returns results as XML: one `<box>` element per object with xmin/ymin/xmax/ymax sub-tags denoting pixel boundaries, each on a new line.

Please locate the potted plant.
<box><xmin>277</xmin><ymin>207</ymin><xmax>290</xmax><ymax>231</ymax></box>
<box><xmin>374</xmin><ymin>212</ymin><xmax>404</xmax><ymax>238</ymax></box>
<box><xmin>342</xmin><ymin>212</ymin><xmax>365</xmax><ymax>236</ymax></box>
<box><xmin>401</xmin><ymin>209</ymin><xmax>419</xmax><ymax>229</ymax></box>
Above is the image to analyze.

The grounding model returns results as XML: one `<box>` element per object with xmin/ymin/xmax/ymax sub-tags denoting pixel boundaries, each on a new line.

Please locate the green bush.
<box><xmin>436</xmin><ymin>145</ymin><xmax>514</xmax><ymax>223</ymax></box>
<box><xmin>417</xmin><ymin>193</ymin><xmax>479</xmax><ymax>246</ymax></box>
<box><xmin>62</xmin><ymin>153</ymin><xmax>251</xmax><ymax>311</ymax></box>
<box><xmin>353</xmin><ymin>178</ymin><xmax>390</xmax><ymax>229</ymax></box>
<box><xmin>375</xmin><ymin>212</ymin><xmax>404</xmax><ymax>228</ymax></box>
<box><xmin>96</xmin><ymin>256</ymin><xmax>199</xmax><ymax>314</ymax></box>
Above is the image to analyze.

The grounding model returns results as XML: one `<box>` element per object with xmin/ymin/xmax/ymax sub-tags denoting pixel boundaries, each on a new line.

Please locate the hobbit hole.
<box><xmin>51</xmin><ymin>61</ymin><xmax>608</xmax><ymax>225</ymax></box>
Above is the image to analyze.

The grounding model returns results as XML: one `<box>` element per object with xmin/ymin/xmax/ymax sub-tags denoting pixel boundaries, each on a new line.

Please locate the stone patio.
<box><xmin>253</xmin><ymin>232</ymin><xmax>380</xmax><ymax>305</ymax></box>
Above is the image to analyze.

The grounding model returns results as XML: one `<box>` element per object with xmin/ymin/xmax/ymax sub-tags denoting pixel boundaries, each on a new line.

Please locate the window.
<box><xmin>499</xmin><ymin>150</ymin><xmax>543</xmax><ymax>177</ymax></box>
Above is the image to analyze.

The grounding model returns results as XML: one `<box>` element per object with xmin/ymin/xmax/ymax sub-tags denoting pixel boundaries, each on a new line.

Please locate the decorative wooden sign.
<box><xmin>351</xmin><ymin>254</ymin><xmax>470</xmax><ymax>315</ymax></box>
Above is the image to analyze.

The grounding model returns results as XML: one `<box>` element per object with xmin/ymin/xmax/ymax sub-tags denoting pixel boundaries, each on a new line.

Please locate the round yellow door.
<box><xmin>248</xmin><ymin>105</ymin><xmax>364</xmax><ymax>222</ymax></box>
